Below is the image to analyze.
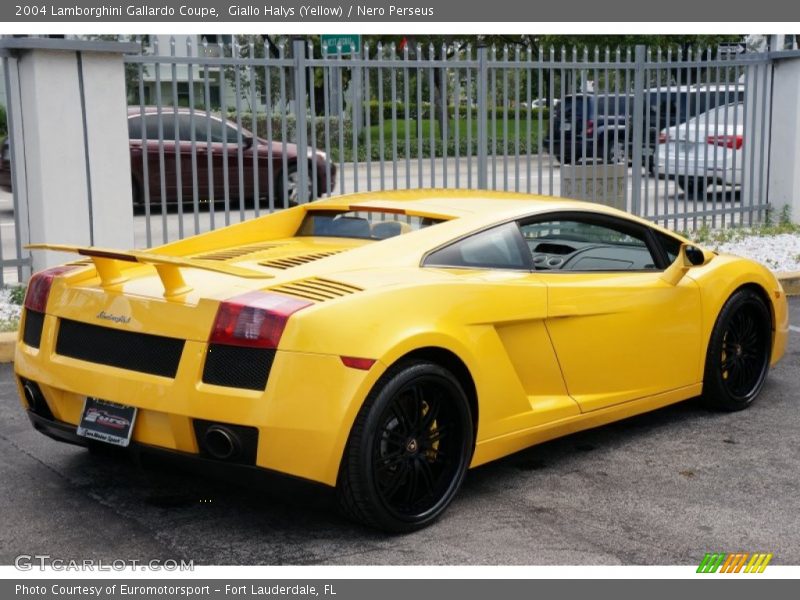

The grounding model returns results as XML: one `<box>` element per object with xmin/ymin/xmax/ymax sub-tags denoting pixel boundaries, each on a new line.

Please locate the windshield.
<box><xmin>297</xmin><ymin>210</ymin><xmax>444</xmax><ymax>240</ymax></box>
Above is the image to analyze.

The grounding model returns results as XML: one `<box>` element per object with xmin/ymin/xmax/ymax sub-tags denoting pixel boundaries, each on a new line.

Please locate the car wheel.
<box><xmin>337</xmin><ymin>360</ymin><xmax>474</xmax><ymax>532</ymax></box>
<box><xmin>276</xmin><ymin>163</ymin><xmax>315</xmax><ymax>207</ymax></box>
<box><xmin>676</xmin><ymin>176</ymin><xmax>708</xmax><ymax>198</ymax></box>
<box><xmin>131</xmin><ymin>178</ymin><xmax>143</xmax><ymax>210</ymax></box>
<box><xmin>606</xmin><ymin>138</ymin><xmax>626</xmax><ymax>164</ymax></box>
<box><xmin>701</xmin><ymin>289</ymin><xmax>772</xmax><ymax>411</ymax></box>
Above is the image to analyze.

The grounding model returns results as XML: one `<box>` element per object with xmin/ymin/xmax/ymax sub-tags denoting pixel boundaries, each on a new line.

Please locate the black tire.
<box><xmin>605</xmin><ymin>136</ymin><xmax>627</xmax><ymax>164</ymax></box>
<box><xmin>275</xmin><ymin>162</ymin><xmax>315</xmax><ymax>207</ymax></box>
<box><xmin>337</xmin><ymin>360</ymin><xmax>474</xmax><ymax>532</ymax></box>
<box><xmin>701</xmin><ymin>289</ymin><xmax>772</xmax><ymax>411</ymax></box>
<box><xmin>131</xmin><ymin>178</ymin><xmax>143</xmax><ymax>210</ymax></box>
<box><xmin>676</xmin><ymin>176</ymin><xmax>708</xmax><ymax>198</ymax></box>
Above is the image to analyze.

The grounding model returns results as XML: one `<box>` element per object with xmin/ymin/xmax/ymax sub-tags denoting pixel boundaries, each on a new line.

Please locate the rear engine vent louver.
<box><xmin>194</xmin><ymin>243</ymin><xmax>282</xmax><ymax>261</ymax></box>
<box><xmin>269</xmin><ymin>278</ymin><xmax>362</xmax><ymax>302</ymax></box>
<box><xmin>259</xmin><ymin>251</ymin><xmax>341</xmax><ymax>270</ymax></box>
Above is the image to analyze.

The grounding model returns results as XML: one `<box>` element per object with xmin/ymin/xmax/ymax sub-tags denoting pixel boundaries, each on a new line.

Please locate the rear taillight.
<box><xmin>707</xmin><ymin>135</ymin><xmax>743</xmax><ymax>150</ymax></box>
<box><xmin>24</xmin><ymin>265</ymin><xmax>78</xmax><ymax>313</ymax></box>
<box><xmin>585</xmin><ymin>119</ymin><xmax>594</xmax><ymax>136</ymax></box>
<box><xmin>658</xmin><ymin>132</ymin><xmax>669</xmax><ymax>144</ymax></box>
<box><xmin>209</xmin><ymin>291</ymin><xmax>312</xmax><ymax>349</ymax></box>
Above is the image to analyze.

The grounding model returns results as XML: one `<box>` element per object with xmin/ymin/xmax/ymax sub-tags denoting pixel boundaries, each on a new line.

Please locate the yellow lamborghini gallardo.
<box><xmin>15</xmin><ymin>190</ymin><xmax>788</xmax><ymax>531</ymax></box>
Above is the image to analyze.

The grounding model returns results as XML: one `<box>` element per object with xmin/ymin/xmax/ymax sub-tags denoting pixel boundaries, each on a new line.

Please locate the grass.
<box><xmin>328</xmin><ymin>117</ymin><xmax>549</xmax><ymax>162</ymax></box>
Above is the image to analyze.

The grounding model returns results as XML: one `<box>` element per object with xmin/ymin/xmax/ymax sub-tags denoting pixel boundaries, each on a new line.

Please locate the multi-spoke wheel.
<box><xmin>276</xmin><ymin>163</ymin><xmax>315</xmax><ymax>207</ymax></box>
<box><xmin>337</xmin><ymin>361</ymin><xmax>474</xmax><ymax>532</ymax></box>
<box><xmin>701</xmin><ymin>289</ymin><xmax>772</xmax><ymax>411</ymax></box>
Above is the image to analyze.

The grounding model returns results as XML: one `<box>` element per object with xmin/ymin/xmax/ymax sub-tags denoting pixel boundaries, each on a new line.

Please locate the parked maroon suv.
<box><xmin>0</xmin><ymin>107</ymin><xmax>337</xmax><ymax>206</ymax></box>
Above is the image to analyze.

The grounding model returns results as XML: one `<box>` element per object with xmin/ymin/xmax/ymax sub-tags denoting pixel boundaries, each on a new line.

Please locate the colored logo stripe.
<box><xmin>697</xmin><ymin>552</ymin><xmax>773</xmax><ymax>573</ymax></box>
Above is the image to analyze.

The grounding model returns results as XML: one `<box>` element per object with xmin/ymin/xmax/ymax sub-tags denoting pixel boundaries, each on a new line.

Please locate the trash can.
<box><xmin>560</xmin><ymin>160</ymin><xmax>627</xmax><ymax>211</ymax></box>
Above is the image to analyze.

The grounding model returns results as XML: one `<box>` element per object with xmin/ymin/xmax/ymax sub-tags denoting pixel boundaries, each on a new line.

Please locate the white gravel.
<box><xmin>0</xmin><ymin>287</ymin><xmax>22</xmax><ymax>325</ymax></box>
<box><xmin>704</xmin><ymin>233</ymin><xmax>800</xmax><ymax>272</ymax></box>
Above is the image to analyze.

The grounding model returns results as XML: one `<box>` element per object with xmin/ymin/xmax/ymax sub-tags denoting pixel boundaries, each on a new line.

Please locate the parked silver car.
<box><xmin>654</xmin><ymin>102</ymin><xmax>744</xmax><ymax>197</ymax></box>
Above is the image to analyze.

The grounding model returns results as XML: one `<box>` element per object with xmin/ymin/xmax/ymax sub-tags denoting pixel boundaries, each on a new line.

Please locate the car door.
<box><xmin>422</xmin><ymin>222</ymin><xmax>580</xmax><ymax>435</ymax></box>
<box><xmin>521</xmin><ymin>212</ymin><xmax>703</xmax><ymax>412</ymax></box>
<box><xmin>129</xmin><ymin>113</ymin><xmax>178</xmax><ymax>204</ymax></box>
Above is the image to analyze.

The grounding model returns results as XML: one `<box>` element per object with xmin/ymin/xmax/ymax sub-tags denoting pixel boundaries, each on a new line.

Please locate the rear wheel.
<box><xmin>337</xmin><ymin>361</ymin><xmax>474</xmax><ymax>532</ymax></box>
<box><xmin>676</xmin><ymin>176</ymin><xmax>708</xmax><ymax>198</ymax></box>
<box><xmin>275</xmin><ymin>163</ymin><xmax>315</xmax><ymax>207</ymax></box>
<box><xmin>605</xmin><ymin>138</ymin><xmax>627</xmax><ymax>164</ymax></box>
<box><xmin>701</xmin><ymin>289</ymin><xmax>772</xmax><ymax>411</ymax></box>
<box><xmin>131</xmin><ymin>178</ymin><xmax>143</xmax><ymax>211</ymax></box>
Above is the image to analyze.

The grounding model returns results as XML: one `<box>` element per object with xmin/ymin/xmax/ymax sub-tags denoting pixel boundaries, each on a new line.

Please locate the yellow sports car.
<box><xmin>15</xmin><ymin>189</ymin><xmax>788</xmax><ymax>532</ymax></box>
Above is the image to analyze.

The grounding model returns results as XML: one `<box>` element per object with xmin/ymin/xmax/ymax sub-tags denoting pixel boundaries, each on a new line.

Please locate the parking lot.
<box><xmin>0</xmin><ymin>299</ymin><xmax>798</xmax><ymax>566</ymax></box>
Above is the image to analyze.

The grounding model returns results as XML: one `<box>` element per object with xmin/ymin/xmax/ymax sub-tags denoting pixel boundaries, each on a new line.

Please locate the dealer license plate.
<box><xmin>76</xmin><ymin>398</ymin><xmax>137</xmax><ymax>447</ymax></box>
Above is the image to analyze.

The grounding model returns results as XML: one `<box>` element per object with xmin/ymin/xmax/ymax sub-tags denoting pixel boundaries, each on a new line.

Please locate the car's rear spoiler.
<box><xmin>27</xmin><ymin>244</ymin><xmax>273</xmax><ymax>298</ymax></box>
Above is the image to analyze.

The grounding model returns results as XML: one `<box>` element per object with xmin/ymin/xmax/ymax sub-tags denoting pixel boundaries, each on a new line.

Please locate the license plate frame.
<box><xmin>76</xmin><ymin>397</ymin><xmax>137</xmax><ymax>447</ymax></box>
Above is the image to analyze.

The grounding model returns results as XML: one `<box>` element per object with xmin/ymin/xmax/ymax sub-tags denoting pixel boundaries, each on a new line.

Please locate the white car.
<box><xmin>654</xmin><ymin>103</ymin><xmax>744</xmax><ymax>196</ymax></box>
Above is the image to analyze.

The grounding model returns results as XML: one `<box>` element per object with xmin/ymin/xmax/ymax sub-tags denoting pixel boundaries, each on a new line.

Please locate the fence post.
<box><xmin>767</xmin><ymin>52</ymin><xmax>800</xmax><ymax>223</ymax></box>
<box><xmin>0</xmin><ymin>38</ymin><xmax>138</xmax><ymax>273</ymax></box>
<box><xmin>476</xmin><ymin>45</ymin><xmax>489</xmax><ymax>190</ymax></box>
<box><xmin>630</xmin><ymin>45</ymin><xmax>646</xmax><ymax>215</ymax></box>
<box><xmin>293</xmin><ymin>38</ymin><xmax>309</xmax><ymax>203</ymax></box>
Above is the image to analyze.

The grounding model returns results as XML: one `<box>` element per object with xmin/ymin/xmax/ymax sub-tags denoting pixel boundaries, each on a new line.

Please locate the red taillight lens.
<box><xmin>585</xmin><ymin>119</ymin><xmax>594</xmax><ymax>137</ymax></box>
<box><xmin>658</xmin><ymin>132</ymin><xmax>669</xmax><ymax>144</ymax></box>
<box><xmin>24</xmin><ymin>265</ymin><xmax>78</xmax><ymax>313</ymax></box>
<box><xmin>707</xmin><ymin>135</ymin><xmax>743</xmax><ymax>150</ymax></box>
<box><xmin>209</xmin><ymin>291</ymin><xmax>312</xmax><ymax>349</ymax></box>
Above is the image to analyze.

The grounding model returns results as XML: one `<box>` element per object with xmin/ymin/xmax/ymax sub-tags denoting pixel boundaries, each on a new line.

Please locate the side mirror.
<box><xmin>684</xmin><ymin>245</ymin><xmax>706</xmax><ymax>266</ymax></box>
<box><xmin>660</xmin><ymin>243</ymin><xmax>712</xmax><ymax>286</ymax></box>
<box><xmin>241</xmin><ymin>135</ymin><xmax>254</xmax><ymax>149</ymax></box>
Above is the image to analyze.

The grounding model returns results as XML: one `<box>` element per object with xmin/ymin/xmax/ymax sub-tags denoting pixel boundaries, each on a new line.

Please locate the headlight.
<box><xmin>307</xmin><ymin>148</ymin><xmax>327</xmax><ymax>161</ymax></box>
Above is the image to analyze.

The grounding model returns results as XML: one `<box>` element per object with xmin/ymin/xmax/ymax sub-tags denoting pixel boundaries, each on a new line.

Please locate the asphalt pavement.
<box><xmin>1</xmin><ymin>300</ymin><xmax>798</xmax><ymax>566</ymax></box>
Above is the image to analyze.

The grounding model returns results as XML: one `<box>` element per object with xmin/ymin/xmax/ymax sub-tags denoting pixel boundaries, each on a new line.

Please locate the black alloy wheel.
<box><xmin>701</xmin><ymin>289</ymin><xmax>772</xmax><ymax>411</ymax></box>
<box><xmin>337</xmin><ymin>361</ymin><xmax>473</xmax><ymax>532</ymax></box>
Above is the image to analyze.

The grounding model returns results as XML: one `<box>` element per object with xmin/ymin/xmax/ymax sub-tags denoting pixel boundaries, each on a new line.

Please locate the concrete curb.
<box><xmin>1</xmin><ymin>271</ymin><xmax>798</xmax><ymax>364</ymax></box>
<box><xmin>0</xmin><ymin>332</ymin><xmax>16</xmax><ymax>363</ymax></box>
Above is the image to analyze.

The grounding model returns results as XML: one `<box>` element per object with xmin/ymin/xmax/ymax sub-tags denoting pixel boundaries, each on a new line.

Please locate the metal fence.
<box><xmin>122</xmin><ymin>38</ymin><xmax>773</xmax><ymax>248</ymax></box>
<box><xmin>0</xmin><ymin>38</ymin><xmax>776</xmax><ymax>282</ymax></box>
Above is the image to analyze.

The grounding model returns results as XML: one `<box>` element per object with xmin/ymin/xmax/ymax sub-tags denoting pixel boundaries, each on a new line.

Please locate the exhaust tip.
<box><xmin>204</xmin><ymin>425</ymin><xmax>240</xmax><ymax>461</ymax></box>
<box><xmin>23</xmin><ymin>383</ymin><xmax>38</xmax><ymax>409</ymax></box>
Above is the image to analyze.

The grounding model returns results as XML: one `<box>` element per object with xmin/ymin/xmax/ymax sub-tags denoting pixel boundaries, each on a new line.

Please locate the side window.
<box><xmin>128</xmin><ymin>114</ymin><xmax>177</xmax><ymax>140</ymax></box>
<box><xmin>424</xmin><ymin>222</ymin><xmax>530</xmax><ymax>270</ymax></box>
<box><xmin>655</xmin><ymin>231</ymin><xmax>682</xmax><ymax>264</ymax></box>
<box><xmin>128</xmin><ymin>116</ymin><xmax>142</xmax><ymax>139</ymax></box>
<box><xmin>203</xmin><ymin>117</ymin><xmax>240</xmax><ymax>143</ymax></box>
<box><xmin>520</xmin><ymin>216</ymin><xmax>660</xmax><ymax>272</ymax></box>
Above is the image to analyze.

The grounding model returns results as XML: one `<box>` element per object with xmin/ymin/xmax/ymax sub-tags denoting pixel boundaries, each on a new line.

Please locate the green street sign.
<box><xmin>321</xmin><ymin>34</ymin><xmax>362</xmax><ymax>56</ymax></box>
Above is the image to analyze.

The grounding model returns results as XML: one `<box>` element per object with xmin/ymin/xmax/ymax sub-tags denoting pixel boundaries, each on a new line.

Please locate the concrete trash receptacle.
<box><xmin>560</xmin><ymin>161</ymin><xmax>627</xmax><ymax>211</ymax></box>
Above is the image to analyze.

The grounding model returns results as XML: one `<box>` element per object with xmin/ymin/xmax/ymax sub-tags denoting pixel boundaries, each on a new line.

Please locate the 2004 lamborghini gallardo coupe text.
<box><xmin>16</xmin><ymin>190</ymin><xmax>788</xmax><ymax>531</ymax></box>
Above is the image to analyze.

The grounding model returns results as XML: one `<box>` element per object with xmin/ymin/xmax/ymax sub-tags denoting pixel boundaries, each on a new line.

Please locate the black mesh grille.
<box><xmin>202</xmin><ymin>344</ymin><xmax>275</xmax><ymax>390</ymax></box>
<box><xmin>22</xmin><ymin>310</ymin><xmax>45</xmax><ymax>349</ymax></box>
<box><xmin>56</xmin><ymin>319</ymin><xmax>185</xmax><ymax>378</ymax></box>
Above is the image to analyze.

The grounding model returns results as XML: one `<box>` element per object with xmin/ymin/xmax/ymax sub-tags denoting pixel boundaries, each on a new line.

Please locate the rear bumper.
<box><xmin>26</xmin><ymin>409</ymin><xmax>334</xmax><ymax>497</ymax></box>
<box><xmin>14</xmin><ymin>322</ymin><xmax>381</xmax><ymax>487</ymax></box>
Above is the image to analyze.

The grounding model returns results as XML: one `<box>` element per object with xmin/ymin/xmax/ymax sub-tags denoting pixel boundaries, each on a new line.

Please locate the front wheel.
<box><xmin>701</xmin><ymin>289</ymin><xmax>772</xmax><ymax>411</ymax></box>
<box><xmin>337</xmin><ymin>361</ymin><xmax>474</xmax><ymax>532</ymax></box>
